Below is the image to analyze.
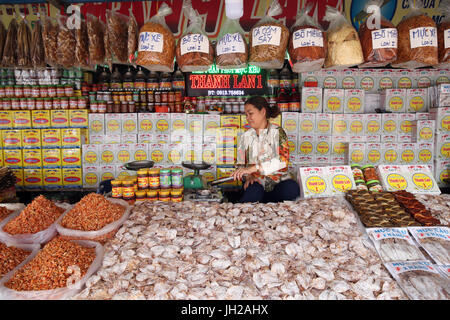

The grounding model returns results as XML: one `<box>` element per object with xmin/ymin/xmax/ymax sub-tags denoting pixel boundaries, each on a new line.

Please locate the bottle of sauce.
<box><xmin>147</xmin><ymin>71</ymin><xmax>159</xmax><ymax>90</ymax></box>
<box><xmin>277</xmin><ymin>87</ymin><xmax>289</xmax><ymax>113</ymax></box>
<box><xmin>279</xmin><ymin>62</ymin><xmax>292</xmax><ymax>89</ymax></box>
<box><xmin>267</xmin><ymin>69</ymin><xmax>279</xmax><ymax>96</ymax></box>
<box><xmin>172</xmin><ymin>66</ymin><xmax>186</xmax><ymax>95</ymax></box>
<box><xmin>160</xmin><ymin>72</ymin><xmax>172</xmax><ymax>91</ymax></box>
<box><xmin>110</xmin><ymin>68</ymin><xmax>122</xmax><ymax>90</ymax></box>
<box><xmin>289</xmin><ymin>87</ymin><xmax>300</xmax><ymax>112</ymax></box>
<box><xmin>98</xmin><ymin>67</ymin><xmax>110</xmax><ymax>91</ymax></box>
<box><xmin>134</xmin><ymin>67</ymin><xmax>146</xmax><ymax>91</ymax></box>
<box><xmin>122</xmin><ymin>67</ymin><xmax>135</xmax><ymax>91</ymax></box>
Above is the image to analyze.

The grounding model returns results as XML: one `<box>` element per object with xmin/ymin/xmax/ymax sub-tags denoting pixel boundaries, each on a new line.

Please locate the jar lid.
<box><xmin>135</xmin><ymin>190</ymin><xmax>147</xmax><ymax>197</ymax></box>
<box><xmin>160</xmin><ymin>168</ymin><xmax>170</xmax><ymax>174</ymax></box>
<box><xmin>160</xmin><ymin>189</ymin><xmax>171</xmax><ymax>195</ymax></box>
<box><xmin>354</xmin><ymin>179</ymin><xmax>365</xmax><ymax>183</ymax></box>
<box><xmin>137</xmin><ymin>169</ymin><xmax>148</xmax><ymax>175</ymax></box>
<box><xmin>171</xmin><ymin>167</ymin><xmax>183</xmax><ymax>173</ymax></box>
<box><xmin>361</xmin><ymin>164</ymin><xmax>375</xmax><ymax>170</ymax></box>
<box><xmin>366</xmin><ymin>180</ymin><xmax>380</xmax><ymax>185</ymax></box>
<box><xmin>111</xmin><ymin>180</ymin><xmax>122</xmax><ymax>186</ymax></box>
<box><xmin>351</xmin><ymin>164</ymin><xmax>362</xmax><ymax>168</ymax></box>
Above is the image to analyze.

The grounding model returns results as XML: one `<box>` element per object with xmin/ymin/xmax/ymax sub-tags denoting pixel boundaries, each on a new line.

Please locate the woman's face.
<box><xmin>245</xmin><ymin>103</ymin><xmax>266</xmax><ymax>129</ymax></box>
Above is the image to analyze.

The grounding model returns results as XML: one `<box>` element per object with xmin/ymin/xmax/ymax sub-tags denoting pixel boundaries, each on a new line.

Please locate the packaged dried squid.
<box><xmin>2</xmin><ymin>18</ymin><xmax>18</xmax><ymax>66</ymax></box>
<box><xmin>0</xmin><ymin>20</ymin><xmax>6</xmax><ymax>61</ymax></box>
<box><xmin>384</xmin><ymin>261</ymin><xmax>450</xmax><ymax>300</ymax></box>
<box><xmin>366</xmin><ymin>227</ymin><xmax>426</xmax><ymax>262</ymax></box>
<box><xmin>408</xmin><ymin>226</ymin><xmax>450</xmax><ymax>265</ymax></box>
<box><xmin>31</xmin><ymin>18</ymin><xmax>46</xmax><ymax>68</ymax></box>
<box><xmin>16</xmin><ymin>14</ymin><xmax>32</xmax><ymax>68</ymax></box>
<box><xmin>42</xmin><ymin>13</ymin><xmax>59</xmax><ymax>67</ymax></box>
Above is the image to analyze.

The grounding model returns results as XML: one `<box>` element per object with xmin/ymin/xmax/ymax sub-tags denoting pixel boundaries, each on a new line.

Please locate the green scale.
<box><xmin>182</xmin><ymin>161</ymin><xmax>211</xmax><ymax>190</ymax></box>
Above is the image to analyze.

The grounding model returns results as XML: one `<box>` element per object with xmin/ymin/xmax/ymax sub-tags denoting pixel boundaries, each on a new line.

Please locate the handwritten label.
<box><xmin>293</xmin><ymin>28</ymin><xmax>324</xmax><ymax>49</ymax></box>
<box><xmin>445</xmin><ymin>29</ymin><xmax>450</xmax><ymax>49</ymax></box>
<box><xmin>252</xmin><ymin>26</ymin><xmax>281</xmax><ymax>46</ymax></box>
<box><xmin>372</xmin><ymin>28</ymin><xmax>398</xmax><ymax>49</ymax></box>
<box><xmin>217</xmin><ymin>33</ymin><xmax>246</xmax><ymax>55</ymax></box>
<box><xmin>138</xmin><ymin>32</ymin><xmax>164</xmax><ymax>53</ymax></box>
<box><xmin>181</xmin><ymin>34</ymin><xmax>209</xmax><ymax>55</ymax></box>
<box><xmin>409</xmin><ymin>27</ymin><xmax>437</xmax><ymax>49</ymax></box>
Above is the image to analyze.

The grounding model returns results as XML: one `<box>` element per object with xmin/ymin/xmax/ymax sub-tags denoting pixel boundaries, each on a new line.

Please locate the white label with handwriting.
<box><xmin>445</xmin><ymin>29</ymin><xmax>450</xmax><ymax>49</ymax></box>
<box><xmin>180</xmin><ymin>34</ymin><xmax>210</xmax><ymax>55</ymax></box>
<box><xmin>372</xmin><ymin>28</ymin><xmax>398</xmax><ymax>49</ymax></box>
<box><xmin>138</xmin><ymin>32</ymin><xmax>164</xmax><ymax>53</ymax></box>
<box><xmin>293</xmin><ymin>28</ymin><xmax>324</xmax><ymax>49</ymax></box>
<box><xmin>217</xmin><ymin>33</ymin><xmax>246</xmax><ymax>55</ymax></box>
<box><xmin>252</xmin><ymin>26</ymin><xmax>281</xmax><ymax>46</ymax></box>
<box><xmin>409</xmin><ymin>27</ymin><xmax>437</xmax><ymax>49</ymax></box>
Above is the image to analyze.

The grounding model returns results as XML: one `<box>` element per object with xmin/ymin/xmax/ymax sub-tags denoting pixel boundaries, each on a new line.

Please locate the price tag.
<box><xmin>217</xmin><ymin>33</ymin><xmax>246</xmax><ymax>55</ymax></box>
<box><xmin>181</xmin><ymin>34</ymin><xmax>210</xmax><ymax>55</ymax></box>
<box><xmin>371</xmin><ymin>28</ymin><xmax>398</xmax><ymax>49</ymax></box>
<box><xmin>409</xmin><ymin>27</ymin><xmax>437</xmax><ymax>49</ymax></box>
<box><xmin>293</xmin><ymin>28</ymin><xmax>324</xmax><ymax>49</ymax></box>
<box><xmin>252</xmin><ymin>26</ymin><xmax>281</xmax><ymax>46</ymax></box>
<box><xmin>138</xmin><ymin>32</ymin><xmax>164</xmax><ymax>53</ymax></box>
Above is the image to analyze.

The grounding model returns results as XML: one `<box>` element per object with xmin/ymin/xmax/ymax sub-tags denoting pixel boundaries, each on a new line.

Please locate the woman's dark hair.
<box><xmin>245</xmin><ymin>96</ymin><xmax>280</xmax><ymax>119</ymax></box>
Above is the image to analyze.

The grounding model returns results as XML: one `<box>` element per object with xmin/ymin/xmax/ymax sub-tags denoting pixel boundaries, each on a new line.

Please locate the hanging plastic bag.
<box><xmin>31</xmin><ymin>18</ymin><xmax>46</xmax><ymax>68</ymax></box>
<box><xmin>42</xmin><ymin>12</ymin><xmax>59</xmax><ymax>68</ymax></box>
<box><xmin>288</xmin><ymin>3</ymin><xmax>326</xmax><ymax>73</ymax></box>
<box><xmin>56</xmin><ymin>14</ymin><xmax>76</xmax><ymax>69</ymax></box>
<box><xmin>106</xmin><ymin>9</ymin><xmax>129</xmax><ymax>67</ymax></box>
<box><xmin>0</xmin><ymin>21</ymin><xmax>6</xmax><ymax>63</ymax></box>
<box><xmin>175</xmin><ymin>0</ymin><xmax>213</xmax><ymax>72</ymax></box>
<box><xmin>127</xmin><ymin>6</ymin><xmax>139</xmax><ymax>65</ymax></box>
<box><xmin>17</xmin><ymin>14</ymin><xmax>32</xmax><ymax>68</ymax></box>
<box><xmin>249</xmin><ymin>0</ymin><xmax>289</xmax><ymax>69</ymax></box>
<box><xmin>392</xmin><ymin>0</ymin><xmax>438</xmax><ymax>69</ymax></box>
<box><xmin>86</xmin><ymin>13</ymin><xmax>106</xmax><ymax>66</ymax></box>
<box><xmin>75</xmin><ymin>16</ymin><xmax>90</xmax><ymax>69</ymax></box>
<box><xmin>216</xmin><ymin>16</ymin><xmax>248</xmax><ymax>69</ymax></box>
<box><xmin>437</xmin><ymin>1</ymin><xmax>450</xmax><ymax>68</ymax></box>
<box><xmin>136</xmin><ymin>2</ymin><xmax>175</xmax><ymax>72</ymax></box>
<box><xmin>358</xmin><ymin>0</ymin><xmax>398</xmax><ymax>68</ymax></box>
<box><xmin>2</xmin><ymin>18</ymin><xmax>18</xmax><ymax>66</ymax></box>
<box><xmin>323</xmin><ymin>6</ymin><xmax>364</xmax><ymax>68</ymax></box>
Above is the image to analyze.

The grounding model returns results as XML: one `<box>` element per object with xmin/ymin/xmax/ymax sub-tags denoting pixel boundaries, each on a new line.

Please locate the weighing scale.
<box><xmin>124</xmin><ymin>160</ymin><xmax>155</xmax><ymax>171</ymax></box>
<box><xmin>182</xmin><ymin>161</ymin><xmax>223</xmax><ymax>202</ymax></box>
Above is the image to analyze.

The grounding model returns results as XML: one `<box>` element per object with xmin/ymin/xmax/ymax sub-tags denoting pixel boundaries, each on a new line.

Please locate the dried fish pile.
<box><xmin>414</xmin><ymin>194</ymin><xmax>450</xmax><ymax>226</ymax></box>
<box><xmin>73</xmin><ymin>198</ymin><xmax>407</xmax><ymax>300</ymax></box>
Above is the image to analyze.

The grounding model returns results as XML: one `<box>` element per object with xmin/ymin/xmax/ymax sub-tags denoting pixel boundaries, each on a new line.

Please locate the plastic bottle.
<box><xmin>147</xmin><ymin>71</ymin><xmax>159</xmax><ymax>90</ymax></box>
<box><xmin>110</xmin><ymin>68</ymin><xmax>122</xmax><ymax>90</ymax></box>
<box><xmin>123</xmin><ymin>67</ymin><xmax>135</xmax><ymax>90</ymax></box>
<box><xmin>172</xmin><ymin>66</ymin><xmax>186</xmax><ymax>92</ymax></box>
<box><xmin>160</xmin><ymin>72</ymin><xmax>172</xmax><ymax>91</ymax></box>
<box><xmin>289</xmin><ymin>86</ymin><xmax>300</xmax><ymax>112</ymax></box>
<box><xmin>267</xmin><ymin>69</ymin><xmax>279</xmax><ymax>96</ymax></box>
<box><xmin>98</xmin><ymin>67</ymin><xmax>110</xmax><ymax>91</ymax></box>
<box><xmin>134</xmin><ymin>67</ymin><xmax>147</xmax><ymax>90</ymax></box>
<box><xmin>277</xmin><ymin>87</ymin><xmax>289</xmax><ymax>113</ymax></box>
<box><xmin>279</xmin><ymin>62</ymin><xmax>292</xmax><ymax>89</ymax></box>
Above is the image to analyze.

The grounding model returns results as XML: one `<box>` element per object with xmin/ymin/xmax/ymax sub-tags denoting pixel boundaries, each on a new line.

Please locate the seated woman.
<box><xmin>231</xmin><ymin>96</ymin><xmax>300</xmax><ymax>203</ymax></box>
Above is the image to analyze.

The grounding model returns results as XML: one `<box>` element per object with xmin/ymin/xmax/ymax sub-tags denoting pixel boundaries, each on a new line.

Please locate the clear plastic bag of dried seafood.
<box><xmin>0</xmin><ymin>238</ymin><xmax>104</xmax><ymax>300</ymax></box>
<box><xmin>31</xmin><ymin>17</ymin><xmax>46</xmax><ymax>68</ymax></box>
<box><xmin>408</xmin><ymin>226</ymin><xmax>450</xmax><ymax>265</ymax></box>
<box><xmin>358</xmin><ymin>0</ymin><xmax>398</xmax><ymax>68</ymax></box>
<box><xmin>366</xmin><ymin>227</ymin><xmax>426</xmax><ymax>262</ymax></box>
<box><xmin>288</xmin><ymin>3</ymin><xmax>326</xmax><ymax>73</ymax></box>
<box><xmin>436</xmin><ymin>1</ymin><xmax>450</xmax><ymax>68</ymax></box>
<box><xmin>391</xmin><ymin>0</ymin><xmax>438</xmax><ymax>69</ymax></box>
<box><xmin>127</xmin><ymin>6</ymin><xmax>139</xmax><ymax>65</ymax></box>
<box><xmin>55</xmin><ymin>195</ymin><xmax>131</xmax><ymax>243</ymax></box>
<box><xmin>56</xmin><ymin>14</ymin><xmax>76</xmax><ymax>69</ymax></box>
<box><xmin>249</xmin><ymin>0</ymin><xmax>289</xmax><ymax>69</ymax></box>
<box><xmin>2</xmin><ymin>17</ymin><xmax>18</xmax><ymax>67</ymax></box>
<box><xmin>105</xmin><ymin>9</ymin><xmax>129</xmax><ymax>68</ymax></box>
<box><xmin>323</xmin><ymin>6</ymin><xmax>364</xmax><ymax>69</ymax></box>
<box><xmin>0</xmin><ymin>20</ymin><xmax>6</xmax><ymax>63</ymax></box>
<box><xmin>75</xmin><ymin>16</ymin><xmax>90</xmax><ymax>69</ymax></box>
<box><xmin>86</xmin><ymin>13</ymin><xmax>106</xmax><ymax>66</ymax></box>
<box><xmin>137</xmin><ymin>2</ymin><xmax>176</xmax><ymax>72</ymax></box>
<box><xmin>16</xmin><ymin>14</ymin><xmax>32</xmax><ymax>68</ymax></box>
<box><xmin>384</xmin><ymin>260</ymin><xmax>450</xmax><ymax>300</ymax></box>
<box><xmin>42</xmin><ymin>12</ymin><xmax>59</xmax><ymax>68</ymax></box>
<box><xmin>0</xmin><ymin>242</ymin><xmax>40</xmax><ymax>282</ymax></box>
<box><xmin>216</xmin><ymin>16</ymin><xmax>248</xmax><ymax>69</ymax></box>
<box><xmin>176</xmin><ymin>0</ymin><xmax>214</xmax><ymax>72</ymax></box>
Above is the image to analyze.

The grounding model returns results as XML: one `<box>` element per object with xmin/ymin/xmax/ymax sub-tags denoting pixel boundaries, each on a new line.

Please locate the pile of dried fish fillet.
<box><xmin>414</xmin><ymin>194</ymin><xmax>450</xmax><ymax>226</ymax></box>
<box><xmin>72</xmin><ymin>198</ymin><xmax>408</xmax><ymax>300</ymax></box>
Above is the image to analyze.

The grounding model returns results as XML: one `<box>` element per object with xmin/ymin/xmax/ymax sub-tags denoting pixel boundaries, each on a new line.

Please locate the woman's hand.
<box><xmin>231</xmin><ymin>166</ymin><xmax>256</xmax><ymax>181</ymax></box>
<box><xmin>243</xmin><ymin>175</ymin><xmax>258</xmax><ymax>190</ymax></box>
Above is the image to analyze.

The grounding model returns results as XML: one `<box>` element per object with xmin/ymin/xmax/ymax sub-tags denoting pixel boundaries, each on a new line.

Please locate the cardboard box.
<box><xmin>359</xmin><ymin>69</ymin><xmax>377</xmax><ymax>92</ymax></box>
<box><xmin>381</xmin><ymin>89</ymin><xmax>406</xmax><ymax>113</ymax></box>
<box><xmin>99</xmin><ymin>165</ymin><xmax>115</xmax><ymax>182</ymax></box>
<box><xmin>270</xmin><ymin>114</ymin><xmax>281</xmax><ymax>127</ymax></box>
<box><xmin>344</xmin><ymin>89</ymin><xmax>365</xmax><ymax>113</ymax></box>
<box><xmin>23</xmin><ymin>149</ymin><xmax>42</xmax><ymax>168</ymax></box>
<box><xmin>88</xmin><ymin>134</ymin><xmax>103</xmax><ymax>145</ymax></box>
<box><xmin>202</xmin><ymin>143</ymin><xmax>216</xmax><ymax>164</ymax></box>
<box><xmin>216</xmin><ymin>147</ymin><xmax>236</xmax><ymax>165</ymax></box>
<box><xmin>429</xmin><ymin>107</ymin><xmax>450</xmax><ymax>134</ymax></box>
<box><xmin>3</xmin><ymin>149</ymin><xmax>22</xmax><ymax>167</ymax></box>
<box><xmin>154</xmin><ymin>113</ymin><xmax>171</xmax><ymax>134</ymax></box>
<box><xmin>216</xmin><ymin>127</ymin><xmax>237</xmax><ymax>147</ymax></box>
<box><xmin>298</xmin><ymin>166</ymin><xmax>332</xmax><ymax>198</ymax></box>
<box><xmin>99</xmin><ymin>144</ymin><xmax>116</xmax><ymax>165</ymax></box>
<box><xmin>187</xmin><ymin>114</ymin><xmax>204</xmax><ymax>136</ymax></box>
<box><xmin>115</xmin><ymin>144</ymin><xmax>132</xmax><ymax>164</ymax></box>
<box><xmin>348</xmin><ymin>114</ymin><xmax>365</xmax><ymax>136</ymax></box>
<box><xmin>406</xmin><ymin>165</ymin><xmax>441</xmax><ymax>195</ymax></box>
<box><xmin>31</xmin><ymin>110</ymin><xmax>51</xmax><ymax>129</ymax></box>
<box><xmin>434</xmin><ymin>160</ymin><xmax>450</xmax><ymax>187</ymax></box>
<box><xmin>167</xmin><ymin>143</ymin><xmax>183</xmax><ymax>165</ymax></box>
<box><xmin>121</xmin><ymin>134</ymin><xmax>137</xmax><ymax>144</ymax></box>
<box><xmin>287</xmin><ymin>134</ymin><xmax>298</xmax><ymax>155</ymax></box>
<box><xmin>22</xmin><ymin>129</ymin><xmax>41</xmax><ymax>149</ymax></box>
<box><xmin>62</xmin><ymin>168</ymin><xmax>82</xmax><ymax>188</ymax></box>
<box><xmin>328</xmin><ymin>165</ymin><xmax>356</xmax><ymax>195</ymax></box>
<box><xmin>398</xmin><ymin>113</ymin><xmax>416</xmax><ymax>137</ymax></box>
<box><xmin>377</xmin><ymin>69</ymin><xmax>395</xmax><ymax>90</ymax></box>
<box><xmin>51</xmin><ymin>110</ymin><xmax>69</xmax><ymax>128</ymax></box>
<box><xmin>43</xmin><ymin>168</ymin><xmax>62</xmax><ymax>189</ymax></box>
<box><xmin>364</xmin><ymin>114</ymin><xmax>382</xmax><ymax>135</ymax></box>
<box><xmin>315</xmin><ymin>113</ymin><xmax>332</xmax><ymax>136</ymax></box>
<box><xmin>171</xmin><ymin>113</ymin><xmax>187</xmax><ymax>135</ymax></box>
<box><xmin>315</xmin><ymin>135</ymin><xmax>332</xmax><ymax>158</ymax></box>
<box><xmin>301</xmin><ymin>87</ymin><xmax>323</xmax><ymax>113</ymax></box>
<box><xmin>61</xmin><ymin>128</ymin><xmax>84</xmax><ymax>148</ymax></box>
<box><xmin>0</xmin><ymin>111</ymin><xmax>13</xmax><ymax>130</ymax></box>
<box><xmin>12</xmin><ymin>110</ymin><xmax>32</xmax><ymax>129</ymax></box>
<box><xmin>183</xmin><ymin>144</ymin><xmax>202</xmax><ymax>164</ymax></box>
<box><xmin>216</xmin><ymin>166</ymin><xmax>240</xmax><ymax>188</ymax></box>
<box><xmin>138</xmin><ymin>133</ymin><xmax>155</xmax><ymax>144</ymax></box>
<box><xmin>348</xmin><ymin>142</ymin><xmax>366</xmax><ymax>165</ymax></box>
<box><xmin>415</xmin><ymin>69</ymin><xmax>433</xmax><ymax>88</ymax></box>
<box><xmin>121</xmin><ymin>113</ymin><xmax>138</xmax><ymax>134</ymax></box>
<box><xmin>331</xmin><ymin>136</ymin><xmax>348</xmax><ymax>165</ymax></box>
<box><xmin>133</xmin><ymin>143</ymin><xmax>149</xmax><ymax>161</ymax></box>
<box><xmin>399</xmin><ymin>143</ymin><xmax>417</xmax><ymax>165</ymax></box>
<box><xmin>395</xmin><ymin>69</ymin><xmax>413</xmax><ymax>89</ymax></box>
<box><xmin>407</xmin><ymin>88</ymin><xmax>428</xmax><ymax>113</ymax></box>
<box><xmin>105</xmin><ymin>114</ymin><xmax>122</xmax><ymax>135</ymax></box>
<box><xmin>104</xmin><ymin>134</ymin><xmax>121</xmax><ymax>144</ymax></box>
<box><xmin>2</xmin><ymin>129</ymin><xmax>22</xmax><ymax>149</ymax></box>
<box><xmin>240</xmin><ymin>115</ymin><xmax>250</xmax><ymax>131</ymax></box>
<box><xmin>114</xmin><ymin>164</ymin><xmax>134</xmax><ymax>181</ymax></box>
<box><xmin>378</xmin><ymin>165</ymin><xmax>409</xmax><ymax>192</ymax></box>
<box><xmin>138</xmin><ymin>113</ymin><xmax>154</xmax><ymax>133</ymax></box>
<box><xmin>282</xmin><ymin>112</ymin><xmax>299</xmax><ymax>135</ymax></box>
<box><xmin>434</xmin><ymin>133</ymin><xmax>450</xmax><ymax>160</ymax></box>
<box><xmin>341</xmin><ymin>69</ymin><xmax>358</xmax><ymax>89</ymax></box>
<box><xmin>411</xmin><ymin>120</ymin><xmax>435</xmax><ymax>143</ymax></box>
<box><xmin>69</xmin><ymin>109</ymin><xmax>89</xmax><ymax>128</ymax></box>
<box><xmin>417</xmin><ymin>142</ymin><xmax>434</xmax><ymax>165</ymax></box>
<box><xmin>220</xmin><ymin>115</ymin><xmax>240</xmax><ymax>128</ymax></box>
<box><xmin>382</xmin><ymin>113</ymin><xmax>399</xmax><ymax>134</ymax></box>
<box><xmin>382</xmin><ymin>143</ymin><xmax>399</xmax><ymax>164</ymax></box>
<box><xmin>298</xmin><ymin>113</ymin><xmax>316</xmax><ymax>135</ymax></box>
<box><xmin>42</xmin><ymin>148</ymin><xmax>62</xmax><ymax>168</ymax></box>
<box><xmin>62</xmin><ymin>148</ymin><xmax>82</xmax><ymax>168</ymax></box>
<box><xmin>298</xmin><ymin>135</ymin><xmax>315</xmax><ymax>157</ymax></box>
<box><xmin>321</xmin><ymin>69</ymin><xmax>339</xmax><ymax>89</ymax></box>
<box><xmin>82</xmin><ymin>144</ymin><xmax>99</xmax><ymax>166</ymax></box>
<box><xmin>82</xmin><ymin>166</ymin><xmax>100</xmax><ymax>189</ymax></box>
<box><xmin>332</xmin><ymin>114</ymin><xmax>348</xmax><ymax>136</ymax></box>
<box><xmin>88</xmin><ymin>113</ymin><xmax>105</xmax><ymax>135</ymax></box>
<box><xmin>23</xmin><ymin>168</ymin><xmax>43</xmax><ymax>189</ymax></box>
<box><xmin>366</xmin><ymin>143</ymin><xmax>382</xmax><ymax>165</ymax></box>
<box><xmin>41</xmin><ymin>129</ymin><xmax>61</xmax><ymax>149</ymax></box>
<box><xmin>323</xmin><ymin>89</ymin><xmax>345</xmax><ymax>113</ymax></box>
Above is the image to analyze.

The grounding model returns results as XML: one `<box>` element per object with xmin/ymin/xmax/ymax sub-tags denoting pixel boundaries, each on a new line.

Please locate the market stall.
<box><xmin>0</xmin><ymin>0</ymin><xmax>449</xmax><ymax>301</ymax></box>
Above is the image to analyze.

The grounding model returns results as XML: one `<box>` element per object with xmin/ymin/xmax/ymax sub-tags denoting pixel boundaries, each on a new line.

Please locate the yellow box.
<box><xmin>51</xmin><ymin>110</ymin><xmax>69</xmax><ymax>128</ymax></box>
<box><xmin>22</xmin><ymin>129</ymin><xmax>41</xmax><ymax>149</ymax></box>
<box><xmin>61</xmin><ymin>148</ymin><xmax>82</xmax><ymax>167</ymax></box>
<box><xmin>240</xmin><ymin>115</ymin><xmax>250</xmax><ymax>130</ymax></box>
<box><xmin>216</xmin><ymin>166</ymin><xmax>241</xmax><ymax>187</ymax></box>
<box><xmin>0</xmin><ymin>149</ymin><xmax>3</xmax><ymax>167</ymax></box>
<box><xmin>61</xmin><ymin>128</ymin><xmax>85</xmax><ymax>148</ymax></box>
<box><xmin>0</xmin><ymin>111</ymin><xmax>13</xmax><ymax>129</ymax></box>
<box><xmin>42</xmin><ymin>148</ymin><xmax>61</xmax><ymax>168</ymax></box>
<box><xmin>10</xmin><ymin>168</ymin><xmax>24</xmax><ymax>188</ymax></box>
<box><xmin>220</xmin><ymin>115</ymin><xmax>241</xmax><ymax>128</ymax></box>
<box><xmin>23</xmin><ymin>149</ymin><xmax>42</xmax><ymax>168</ymax></box>
<box><xmin>31</xmin><ymin>110</ymin><xmax>51</xmax><ymax>129</ymax></box>
<box><xmin>216</xmin><ymin>127</ymin><xmax>237</xmax><ymax>147</ymax></box>
<box><xmin>23</xmin><ymin>168</ymin><xmax>43</xmax><ymax>188</ymax></box>
<box><xmin>216</xmin><ymin>147</ymin><xmax>237</xmax><ymax>165</ymax></box>
<box><xmin>2</xmin><ymin>129</ymin><xmax>22</xmax><ymax>149</ymax></box>
<box><xmin>43</xmin><ymin>168</ymin><xmax>63</xmax><ymax>188</ymax></box>
<box><xmin>3</xmin><ymin>149</ymin><xmax>22</xmax><ymax>167</ymax></box>
<box><xmin>41</xmin><ymin>129</ymin><xmax>61</xmax><ymax>149</ymax></box>
<box><xmin>69</xmin><ymin>109</ymin><xmax>89</xmax><ymax>128</ymax></box>
<box><xmin>12</xmin><ymin>110</ymin><xmax>32</xmax><ymax>129</ymax></box>
<box><xmin>270</xmin><ymin>114</ymin><xmax>282</xmax><ymax>127</ymax></box>
<box><xmin>62</xmin><ymin>168</ymin><xmax>82</xmax><ymax>188</ymax></box>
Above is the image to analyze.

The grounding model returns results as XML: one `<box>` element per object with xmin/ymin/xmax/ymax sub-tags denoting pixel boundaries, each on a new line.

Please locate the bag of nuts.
<box><xmin>288</xmin><ymin>3</ymin><xmax>327</xmax><ymax>73</ymax></box>
<box><xmin>2</xmin><ymin>17</ymin><xmax>18</xmax><ymax>67</ymax></box>
<box><xmin>86</xmin><ymin>13</ymin><xmax>106</xmax><ymax>66</ymax></box>
<box><xmin>249</xmin><ymin>0</ymin><xmax>289</xmax><ymax>69</ymax></box>
<box><xmin>436</xmin><ymin>1</ymin><xmax>450</xmax><ymax>68</ymax></box>
<box><xmin>137</xmin><ymin>2</ymin><xmax>176</xmax><ymax>72</ymax></box>
<box><xmin>105</xmin><ymin>9</ymin><xmax>129</xmax><ymax>68</ymax></box>
<box><xmin>358</xmin><ymin>0</ymin><xmax>398</xmax><ymax>68</ymax></box>
<box><xmin>42</xmin><ymin>12</ymin><xmax>59</xmax><ymax>68</ymax></box>
<box><xmin>128</xmin><ymin>6</ymin><xmax>139</xmax><ymax>65</ymax></box>
<box><xmin>392</xmin><ymin>0</ymin><xmax>438</xmax><ymax>69</ymax></box>
<box><xmin>216</xmin><ymin>16</ymin><xmax>248</xmax><ymax>69</ymax></box>
<box><xmin>175</xmin><ymin>0</ymin><xmax>213</xmax><ymax>72</ymax></box>
<box><xmin>323</xmin><ymin>6</ymin><xmax>364</xmax><ymax>69</ymax></box>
